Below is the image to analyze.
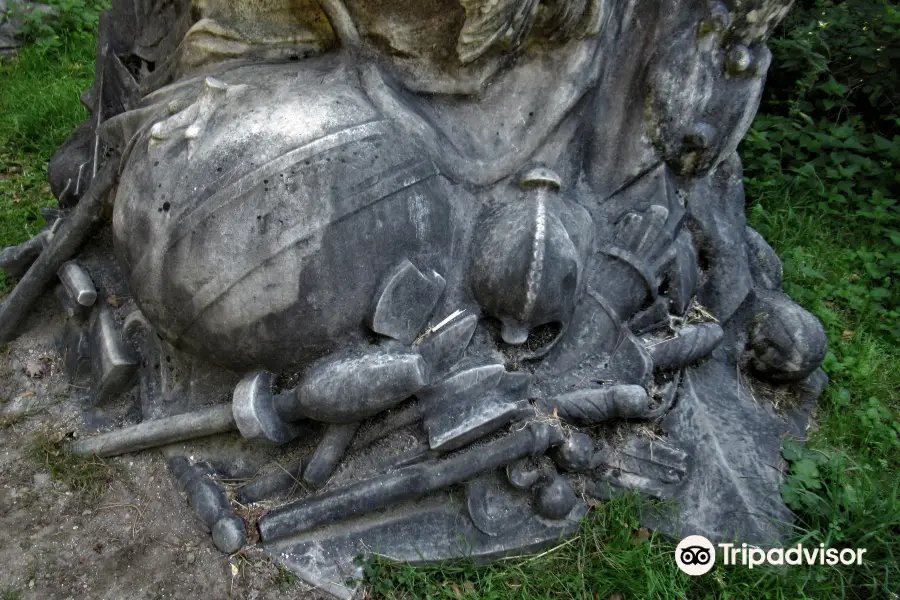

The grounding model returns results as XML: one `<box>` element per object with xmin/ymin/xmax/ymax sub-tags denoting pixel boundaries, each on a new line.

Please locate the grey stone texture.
<box><xmin>231</xmin><ymin>371</ymin><xmax>304</xmax><ymax>444</ymax></box>
<box><xmin>646</xmin><ymin>323</ymin><xmax>724</xmax><ymax>371</ymax></box>
<box><xmin>57</xmin><ymin>260</ymin><xmax>97</xmax><ymax>307</ymax></box>
<box><xmin>0</xmin><ymin>0</ymin><xmax>832</xmax><ymax>595</ymax></box>
<box><xmin>268</xmin><ymin>492</ymin><xmax>586</xmax><ymax>600</ymax></box>
<box><xmin>168</xmin><ymin>457</ymin><xmax>247</xmax><ymax>553</ymax></box>
<box><xmin>89</xmin><ymin>305</ymin><xmax>138</xmax><ymax>404</ymax></box>
<box><xmin>69</xmin><ymin>404</ymin><xmax>237</xmax><ymax>457</ymax></box>
<box><xmin>302</xmin><ymin>422</ymin><xmax>361</xmax><ymax>488</ymax></box>
<box><xmin>0</xmin><ymin>231</ymin><xmax>48</xmax><ymax>279</ymax></box>
<box><xmin>551</xmin><ymin>432</ymin><xmax>595</xmax><ymax>472</ymax></box>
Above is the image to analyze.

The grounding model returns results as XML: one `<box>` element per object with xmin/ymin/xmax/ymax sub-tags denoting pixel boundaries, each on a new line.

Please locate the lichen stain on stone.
<box><xmin>180</xmin><ymin>0</ymin><xmax>335</xmax><ymax>69</ymax></box>
<box><xmin>729</xmin><ymin>0</ymin><xmax>793</xmax><ymax>43</ymax></box>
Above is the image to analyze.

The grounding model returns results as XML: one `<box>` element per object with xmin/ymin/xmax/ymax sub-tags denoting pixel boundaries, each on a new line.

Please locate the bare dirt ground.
<box><xmin>0</xmin><ymin>303</ymin><xmax>323</xmax><ymax>600</ymax></box>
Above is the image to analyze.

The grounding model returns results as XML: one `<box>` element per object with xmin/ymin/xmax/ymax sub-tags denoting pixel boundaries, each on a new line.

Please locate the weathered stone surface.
<box><xmin>212</xmin><ymin>515</ymin><xmax>247</xmax><ymax>554</ymax></box>
<box><xmin>121</xmin><ymin>311</ymin><xmax>163</xmax><ymax>420</ymax></box>
<box><xmin>235</xmin><ymin>460</ymin><xmax>303</xmax><ymax>504</ymax></box>
<box><xmin>258</xmin><ymin>422</ymin><xmax>563</xmax><ymax>542</ymax></box>
<box><xmin>70</xmin><ymin>405</ymin><xmax>237</xmax><ymax>456</ymax></box>
<box><xmin>590</xmin><ymin>435</ymin><xmax>690</xmax><ymax>501</ymax></box>
<box><xmin>370</xmin><ymin>259</ymin><xmax>446</xmax><ymax>344</ymax></box>
<box><xmin>466</xmin><ymin>473</ymin><xmax>522</xmax><ymax>536</ymax></box>
<box><xmin>169</xmin><ymin>457</ymin><xmax>226</xmax><ymax>527</ymax></box>
<box><xmin>60</xmin><ymin>321</ymin><xmax>91</xmax><ymax>382</ymax></box>
<box><xmin>749</xmin><ymin>292</ymin><xmax>828</xmax><ymax>383</ymax></box>
<box><xmin>8</xmin><ymin>0</ymin><xmax>834</xmax><ymax>593</ymax></box>
<box><xmin>687</xmin><ymin>154</ymin><xmax>754</xmax><ymax>323</ymax></box>
<box><xmin>231</xmin><ymin>371</ymin><xmax>303</xmax><ymax>444</ymax></box>
<box><xmin>537</xmin><ymin>385</ymin><xmax>654</xmax><ymax>425</ymax></box>
<box><xmin>168</xmin><ymin>457</ymin><xmax>247</xmax><ymax>553</ymax></box>
<box><xmin>111</xmin><ymin>63</ymin><xmax>456</xmax><ymax>372</ymax></box>
<box><xmin>265</xmin><ymin>493</ymin><xmax>586</xmax><ymax>600</ymax></box>
<box><xmin>303</xmin><ymin>422</ymin><xmax>360</xmax><ymax>488</ymax></box>
<box><xmin>57</xmin><ymin>260</ymin><xmax>97</xmax><ymax>307</ymax></box>
<box><xmin>418</xmin><ymin>363</ymin><xmax>530</xmax><ymax>450</ymax></box>
<box><xmin>415</xmin><ymin>311</ymin><xmax>478</xmax><ymax>381</ymax></box>
<box><xmin>89</xmin><ymin>305</ymin><xmax>138</xmax><ymax>405</ymax></box>
<box><xmin>661</xmin><ymin>232</ymin><xmax>700</xmax><ymax>316</ymax></box>
<box><xmin>468</xmin><ymin>175</ymin><xmax>591</xmax><ymax>345</ymax></box>
<box><xmin>285</xmin><ymin>352</ymin><xmax>427</xmax><ymax>423</ymax></box>
<box><xmin>550</xmin><ymin>432</ymin><xmax>594</xmax><ymax>472</ymax></box>
<box><xmin>645</xmin><ymin>323</ymin><xmax>724</xmax><ymax>371</ymax></box>
<box><xmin>506</xmin><ymin>459</ymin><xmax>543</xmax><ymax>491</ymax></box>
<box><xmin>48</xmin><ymin>121</ymin><xmax>94</xmax><ymax>207</ymax></box>
<box><xmin>746</xmin><ymin>226</ymin><xmax>783</xmax><ymax>290</ymax></box>
<box><xmin>54</xmin><ymin>283</ymin><xmax>91</xmax><ymax>321</ymax></box>
<box><xmin>656</xmin><ymin>359</ymin><xmax>797</xmax><ymax>544</ymax></box>
<box><xmin>534</xmin><ymin>474</ymin><xmax>577</xmax><ymax>519</ymax></box>
<box><xmin>628</xmin><ymin>297</ymin><xmax>670</xmax><ymax>336</ymax></box>
<box><xmin>0</xmin><ymin>232</ymin><xmax>48</xmax><ymax>279</ymax></box>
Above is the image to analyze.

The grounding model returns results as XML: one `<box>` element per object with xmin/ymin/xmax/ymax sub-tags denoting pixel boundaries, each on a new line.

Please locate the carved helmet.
<box><xmin>469</xmin><ymin>167</ymin><xmax>593</xmax><ymax>345</ymax></box>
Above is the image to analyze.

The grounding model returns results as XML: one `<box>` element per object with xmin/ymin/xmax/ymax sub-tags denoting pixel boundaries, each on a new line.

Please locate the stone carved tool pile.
<box><xmin>0</xmin><ymin>0</ymin><xmax>831</xmax><ymax>597</ymax></box>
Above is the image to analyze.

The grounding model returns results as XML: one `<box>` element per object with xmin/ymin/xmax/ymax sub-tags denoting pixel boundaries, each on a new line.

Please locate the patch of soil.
<box><xmin>0</xmin><ymin>305</ymin><xmax>323</xmax><ymax>599</ymax></box>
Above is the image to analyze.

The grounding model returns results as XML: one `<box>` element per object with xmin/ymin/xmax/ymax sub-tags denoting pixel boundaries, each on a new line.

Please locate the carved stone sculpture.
<box><xmin>0</xmin><ymin>0</ymin><xmax>828</xmax><ymax>596</ymax></box>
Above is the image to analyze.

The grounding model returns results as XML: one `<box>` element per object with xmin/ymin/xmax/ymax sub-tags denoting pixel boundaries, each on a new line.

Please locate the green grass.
<box><xmin>366</xmin><ymin>496</ymin><xmax>690</xmax><ymax>600</ymax></box>
<box><xmin>273</xmin><ymin>563</ymin><xmax>299</xmax><ymax>591</ymax></box>
<box><xmin>1</xmin><ymin>18</ymin><xmax>897</xmax><ymax>600</ymax></box>
<box><xmin>0</xmin><ymin>35</ymin><xmax>96</xmax><ymax>293</ymax></box>
<box><xmin>0</xmin><ymin>587</ymin><xmax>22</xmax><ymax>600</ymax></box>
<box><xmin>366</xmin><ymin>493</ymin><xmax>895</xmax><ymax>599</ymax></box>
<box><xmin>28</xmin><ymin>428</ymin><xmax>115</xmax><ymax>502</ymax></box>
<box><xmin>749</xmin><ymin>198</ymin><xmax>900</xmax><ymax>470</ymax></box>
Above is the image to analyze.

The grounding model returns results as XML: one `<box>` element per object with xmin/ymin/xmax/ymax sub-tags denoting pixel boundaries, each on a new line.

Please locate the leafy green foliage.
<box><xmin>780</xmin><ymin>439</ymin><xmax>898</xmax><ymax>597</ymax></box>
<box><xmin>743</xmin><ymin>0</ymin><xmax>900</xmax><ymax>344</ymax></box>
<box><xmin>742</xmin><ymin>2</ymin><xmax>900</xmax><ymax>597</ymax></box>
<box><xmin>8</xmin><ymin>0</ymin><xmax>108</xmax><ymax>52</ymax></box>
<box><xmin>762</xmin><ymin>0</ymin><xmax>899</xmax><ymax>132</ymax></box>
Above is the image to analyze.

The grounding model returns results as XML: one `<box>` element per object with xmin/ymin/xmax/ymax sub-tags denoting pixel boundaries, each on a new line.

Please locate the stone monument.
<box><xmin>0</xmin><ymin>0</ymin><xmax>828</xmax><ymax>596</ymax></box>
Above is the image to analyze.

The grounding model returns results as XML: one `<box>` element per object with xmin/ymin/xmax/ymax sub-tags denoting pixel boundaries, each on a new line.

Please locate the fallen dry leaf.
<box><xmin>841</xmin><ymin>329</ymin><xmax>854</xmax><ymax>340</ymax></box>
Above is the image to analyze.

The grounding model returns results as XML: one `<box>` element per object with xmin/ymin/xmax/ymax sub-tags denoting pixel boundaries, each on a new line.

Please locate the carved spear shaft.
<box><xmin>259</xmin><ymin>421</ymin><xmax>563</xmax><ymax>542</ymax></box>
<box><xmin>69</xmin><ymin>404</ymin><xmax>236</xmax><ymax>457</ymax></box>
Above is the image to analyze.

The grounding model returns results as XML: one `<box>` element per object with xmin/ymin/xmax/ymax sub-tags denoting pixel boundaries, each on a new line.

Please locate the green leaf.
<box><xmin>792</xmin><ymin>459</ymin><xmax>822</xmax><ymax>489</ymax></box>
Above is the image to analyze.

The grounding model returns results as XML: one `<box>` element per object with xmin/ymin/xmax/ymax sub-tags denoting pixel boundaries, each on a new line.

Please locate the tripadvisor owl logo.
<box><xmin>675</xmin><ymin>535</ymin><xmax>716</xmax><ymax>576</ymax></box>
<box><xmin>674</xmin><ymin>535</ymin><xmax>869</xmax><ymax>576</ymax></box>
